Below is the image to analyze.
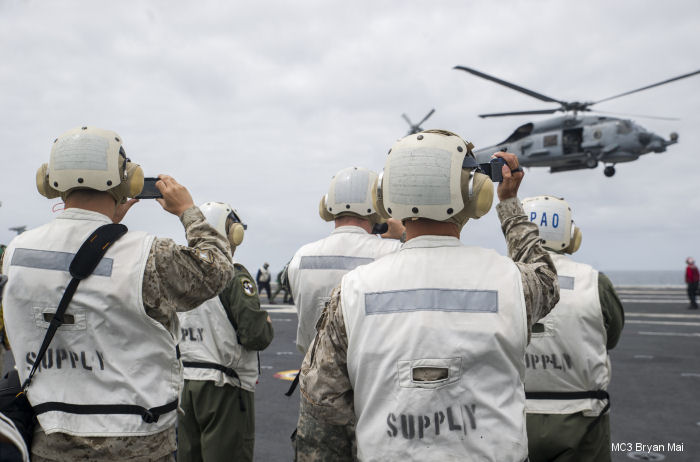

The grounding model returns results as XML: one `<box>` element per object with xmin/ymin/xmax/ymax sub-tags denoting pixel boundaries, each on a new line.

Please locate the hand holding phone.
<box><xmin>135</xmin><ymin>177</ymin><xmax>163</xmax><ymax>199</ymax></box>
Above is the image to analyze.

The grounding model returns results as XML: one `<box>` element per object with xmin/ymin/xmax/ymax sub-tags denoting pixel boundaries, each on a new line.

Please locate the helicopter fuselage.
<box><xmin>474</xmin><ymin>115</ymin><xmax>677</xmax><ymax>176</ymax></box>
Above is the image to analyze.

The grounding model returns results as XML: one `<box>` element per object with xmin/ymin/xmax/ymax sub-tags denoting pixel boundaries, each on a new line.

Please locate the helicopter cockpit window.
<box><xmin>616</xmin><ymin>120</ymin><xmax>632</xmax><ymax>134</ymax></box>
<box><xmin>503</xmin><ymin>123</ymin><xmax>534</xmax><ymax>143</ymax></box>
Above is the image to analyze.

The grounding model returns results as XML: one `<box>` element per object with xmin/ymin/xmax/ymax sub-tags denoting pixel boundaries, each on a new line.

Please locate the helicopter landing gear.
<box><xmin>603</xmin><ymin>165</ymin><xmax>616</xmax><ymax>177</ymax></box>
<box><xmin>584</xmin><ymin>152</ymin><xmax>598</xmax><ymax>169</ymax></box>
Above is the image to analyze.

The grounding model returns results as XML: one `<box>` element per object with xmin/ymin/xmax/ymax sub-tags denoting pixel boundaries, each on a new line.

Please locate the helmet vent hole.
<box><xmin>447</xmin><ymin>208</ymin><xmax>453</xmax><ymax>214</ymax></box>
<box><xmin>329</xmin><ymin>207</ymin><xmax>333</xmax><ymax>212</ymax></box>
<box><xmin>417</xmin><ymin>135</ymin><xmax>424</xmax><ymax>140</ymax></box>
<box><xmin>367</xmin><ymin>209</ymin><xmax>371</xmax><ymax>213</ymax></box>
<box><xmin>53</xmin><ymin>182</ymin><xmax>58</xmax><ymax>187</ymax></box>
<box><xmin>412</xmin><ymin>207</ymin><xmax>419</xmax><ymax>214</ymax></box>
<box><xmin>77</xmin><ymin>178</ymin><xmax>84</xmax><ymax>184</ymax></box>
<box><xmin>387</xmin><ymin>207</ymin><xmax>392</xmax><ymax>214</ymax></box>
<box><xmin>107</xmin><ymin>180</ymin><xmax>113</xmax><ymax>186</ymax></box>
<box><xmin>81</xmin><ymin>126</ymin><xmax>87</xmax><ymax>130</ymax></box>
<box><xmin>457</xmin><ymin>146</ymin><xmax>463</xmax><ymax>152</ymax></box>
<box><xmin>346</xmin><ymin>204</ymin><xmax>350</xmax><ymax>209</ymax></box>
<box><xmin>115</xmin><ymin>137</ymin><xmax>120</xmax><ymax>142</ymax></box>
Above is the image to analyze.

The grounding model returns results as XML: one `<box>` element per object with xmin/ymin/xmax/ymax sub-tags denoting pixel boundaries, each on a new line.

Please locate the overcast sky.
<box><xmin>1</xmin><ymin>0</ymin><xmax>699</xmax><ymax>274</ymax></box>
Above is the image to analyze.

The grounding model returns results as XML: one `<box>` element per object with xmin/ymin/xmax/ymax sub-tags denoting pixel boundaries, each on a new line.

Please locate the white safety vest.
<box><xmin>524</xmin><ymin>253</ymin><xmax>610</xmax><ymax>416</ymax></box>
<box><xmin>342</xmin><ymin>236</ymin><xmax>529</xmax><ymax>462</ymax></box>
<box><xmin>178</xmin><ymin>296</ymin><xmax>258</xmax><ymax>392</ymax></box>
<box><xmin>2</xmin><ymin>209</ymin><xmax>180</xmax><ymax>437</ymax></box>
<box><xmin>288</xmin><ymin>226</ymin><xmax>400</xmax><ymax>353</ymax></box>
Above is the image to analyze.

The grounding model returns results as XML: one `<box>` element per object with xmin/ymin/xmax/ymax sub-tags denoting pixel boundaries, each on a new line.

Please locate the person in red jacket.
<box><xmin>686</xmin><ymin>257</ymin><xmax>699</xmax><ymax>309</ymax></box>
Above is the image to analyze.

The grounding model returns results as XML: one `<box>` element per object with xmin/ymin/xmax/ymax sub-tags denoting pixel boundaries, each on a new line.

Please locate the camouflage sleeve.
<box><xmin>219</xmin><ymin>264</ymin><xmax>274</xmax><ymax>351</ymax></box>
<box><xmin>598</xmin><ymin>272</ymin><xmax>625</xmax><ymax>350</ymax></box>
<box><xmin>142</xmin><ymin>206</ymin><xmax>234</xmax><ymax>327</ymax></box>
<box><xmin>496</xmin><ymin>198</ymin><xmax>560</xmax><ymax>338</ymax></box>
<box><xmin>296</xmin><ymin>286</ymin><xmax>354</xmax><ymax>461</ymax></box>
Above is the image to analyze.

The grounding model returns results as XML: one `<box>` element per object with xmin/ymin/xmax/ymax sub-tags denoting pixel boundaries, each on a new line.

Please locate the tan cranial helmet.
<box><xmin>521</xmin><ymin>195</ymin><xmax>582</xmax><ymax>254</ymax></box>
<box><xmin>36</xmin><ymin>126</ymin><xmax>144</xmax><ymax>203</ymax></box>
<box><xmin>319</xmin><ymin>167</ymin><xmax>382</xmax><ymax>225</ymax></box>
<box><xmin>374</xmin><ymin>129</ymin><xmax>494</xmax><ymax>230</ymax></box>
<box><xmin>199</xmin><ymin>202</ymin><xmax>247</xmax><ymax>250</ymax></box>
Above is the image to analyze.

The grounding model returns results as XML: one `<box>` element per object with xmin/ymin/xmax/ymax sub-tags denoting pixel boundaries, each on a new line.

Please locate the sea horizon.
<box><xmin>602</xmin><ymin>270</ymin><xmax>685</xmax><ymax>288</ymax></box>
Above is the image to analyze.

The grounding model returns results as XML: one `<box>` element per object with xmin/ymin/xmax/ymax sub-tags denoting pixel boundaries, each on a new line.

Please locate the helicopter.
<box><xmin>402</xmin><ymin>109</ymin><xmax>436</xmax><ymax>135</ymax></box>
<box><xmin>454</xmin><ymin>66</ymin><xmax>700</xmax><ymax>177</ymax></box>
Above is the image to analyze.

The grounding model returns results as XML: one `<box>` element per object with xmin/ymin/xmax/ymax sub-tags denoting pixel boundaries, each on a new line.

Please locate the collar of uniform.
<box><xmin>331</xmin><ymin>225</ymin><xmax>371</xmax><ymax>235</ymax></box>
<box><xmin>402</xmin><ymin>235</ymin><xmax>462</xmax><ymax>249</ymax></box>
<box><xmin>57</xmin><ymin>208</ymin><xmax>113</xmax><ymax>223</ymax></box>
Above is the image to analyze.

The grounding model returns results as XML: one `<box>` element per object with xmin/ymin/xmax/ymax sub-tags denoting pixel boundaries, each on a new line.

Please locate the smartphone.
<box><xmin>135</xmin><ymin>177</ymin><xmax>163</xmax><ymax>199</ymax></box>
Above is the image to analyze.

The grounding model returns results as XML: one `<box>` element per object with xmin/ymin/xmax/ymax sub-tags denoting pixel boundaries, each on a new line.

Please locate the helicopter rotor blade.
<box><xmin>592</xmin><ymin>109</ymin><xmax>680</xmax><ymax>121</ymax></box>
<box><xmin>401</xmin><ymin>113</ymin><xmax>413</xmax><ymax>126</ymax></box>
<box><xmin>478</xmin><ymin>108</ymin><xmax>560</xmax><ymax>118</ymax></box>
<box><xmin>593</xmin><ymin>69</ymin><xmax>700</xmax><ymax>105</ymax></box>
<box><xmin>454</xmin><ymin>66</ymin><xmax>565</xmax><ymax>105</ymax></box>
<box><xmin>416</xmin><ymin>108</ymin><xmax>436</xmax><ymax>127</ymax></box>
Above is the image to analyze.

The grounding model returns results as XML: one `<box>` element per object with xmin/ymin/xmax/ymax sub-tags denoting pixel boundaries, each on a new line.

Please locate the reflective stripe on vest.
<box><xmin>342</xmin><ymin>236</ymin><xmax>528</xmax><ymax>462</ymax></box>
<box><xmin>2</xmin><ymin>210</ymin><xmax>179</xmax><ymax>436</ymax></box>
<box><xmin>288</xmin><ymin>227</ymin><xmax>401</xmax><ymax>353</ymax></box>
<box><xmin>524</xmin><ymin>253</ymin><xmax>611</xmax><ymax>416</ymax></box>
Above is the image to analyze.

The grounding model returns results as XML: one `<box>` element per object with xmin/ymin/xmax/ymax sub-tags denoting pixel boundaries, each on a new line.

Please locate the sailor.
<box><xmin>521</xmin><ymin>195</ymin><xmax>624</xmax><ymax>462</ymax></box>
<box><xmin>295</xmin><ymin>130</ymin><xmax>559</xmax><ymax>462</ymax></box>
<box><xmin>177</xmin><ymin>202</ymin><xmax>273</xmax><ymax>462</ymax></box>
<box><xmin>256</xmin><ymin>262</ymin><xmax>273</xmax><ymax>303</ymax></box>
<box><xmin>1</xmin><ymin>126</ymin><xmax>234</xmax><ymax>462</ymax></box>
<box><xmin>287</xmin><ymin>166</ymin><xmax>403</xmax><ymax>354</ymax></box>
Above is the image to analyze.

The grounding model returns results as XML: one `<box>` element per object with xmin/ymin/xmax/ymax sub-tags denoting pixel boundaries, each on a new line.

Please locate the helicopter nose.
<box><xmin>637</xmin><ymin>132</ymin><xmax>652</xmax><ymax>145</ymax></box>
<box><xmin>647</xmin><ymin>135</ymin><xmax>666</xmax><ymax>153</ymax></box>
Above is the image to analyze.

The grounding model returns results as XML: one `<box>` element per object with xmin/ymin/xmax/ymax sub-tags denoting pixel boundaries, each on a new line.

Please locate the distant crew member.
<box><xmin>178</xmin><ymin>202</ymin><xmax>273</xmax><ymax>462</ymax></box>
<box><xmin>287</xmin><ymin>166</ymin><xmax>403</xmax><ymax>354</ymax></box>
<box><xmin>685</xmin><ymin>257</ymin><xmax>699</xmax><ymax>309</ymax></box>
<box><xmin>296</xmin><ymin>131</ymin><xmax>559</xmax><ymax>461</ymax></box>
<box><xmin>522</xmin><ymin>195</ymin><xmax>624</xmax><ymax>462</ymax></box>
<box><xmin>256</xmin><ymin>262</ymin><xmax>273</xmax><ymax>303</ymax></box>
<box><xmin>1</xmin><ymin>126</ymin><xmax>234</xmax><ymax>462</ymax></box>
<box><xmin>271</xmin><ymin>268</ymin><xmax>292</xmax><ymax>304</ymax></box>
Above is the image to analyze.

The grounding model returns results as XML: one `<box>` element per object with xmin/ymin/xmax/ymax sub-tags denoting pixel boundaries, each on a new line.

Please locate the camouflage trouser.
<box><xmin>32</xmin><ymin>454</ymin><xmax>175</xmax><ymax>462</ymax></box>
<box><xmin>526</xmin><ymin>412</ymin><xmax>611</xmax><ymax>462</ymax></box>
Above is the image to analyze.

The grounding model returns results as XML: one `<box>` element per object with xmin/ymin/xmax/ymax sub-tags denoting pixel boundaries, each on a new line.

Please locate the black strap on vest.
<box><xmin>20</xmin><ymin>224</ymin><xmax>178</xmax><ymax>424</ymax></box>
<box><xmin>182</xmin><ymin>361</ymin><xmax>240</xmax><ymax>380</ymax></box>
<box><xmin>285</xmin><ymin>372</ymin><xmax>300</xmax><ymax>397</ymax></box>
<box><xmin>33</xmin><ymin>399</ymin><xmax>178</xmax><ymax>424</ymax></box>
<box><xmin>21</xmin><ymin>224</ymin><xmax>128</xmax><ymax>393</ymax></box>
<box><xmin>525</xmin><ymin>390</ymin><xmax>610</xmax><ymax>433</ymax></box>
<box><xmin>182</xmin><ymin>361</ymin><xmax>247</xmax><ymax>412</ymax></box>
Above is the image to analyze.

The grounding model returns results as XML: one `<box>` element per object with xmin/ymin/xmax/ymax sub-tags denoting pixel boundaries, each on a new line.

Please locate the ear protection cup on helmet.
<box><xmin>448</xmin><ymin>169</ymin><xmax>494</xmax><ymax>230</ymax></box>
<box><xmin>372</xmin><ymin>173</ymin><xmax>390</xmax><ymax>219</ymax></box>
<box><xmin>319</xmin><ymin>195</ymin><xmax>335</xmax><ymax>222</ymax></box>
<box><xmin>228</xmin><ymin>222</ymin><xmax>245</xmax><ymax>247</ymax></box>
<box><xmin>566</xmin><ymin>226</ymin><xmax>582</xmax><ymax>254</ymax></box>
<box><xmin>36</xmin><ymin>163</ymin><xmax>61</xmax><ymax>199</ymax></box>
<box><xmin>462</xmin><ymin>171</ymin><xmax>494</xmax><ymax>219</ymax></box>
<box><xmin>110</xmin><ymin>162</ymin><xmax>144</xmax><ymax>203</ymax></box>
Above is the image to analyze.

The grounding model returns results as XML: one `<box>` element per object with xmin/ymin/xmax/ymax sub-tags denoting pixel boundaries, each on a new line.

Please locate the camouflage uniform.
<box><xmin>296</xmin><ymin>198</ymin><xmax>560</xmax><ymax>461</ymax></box>
<box><xmin>178</xmin><ymin>264</ymin><xmax>274</xmax><ymax>462</ymax></box>
<box><xmin>2</xmin><ymin>206</ymin><xmax>234</xmax><ymax>462</ymax></box>
<box><xmin>526</xmin><ymin>273</ymin><xmax>624</xmax><ymax>462</ymax></box>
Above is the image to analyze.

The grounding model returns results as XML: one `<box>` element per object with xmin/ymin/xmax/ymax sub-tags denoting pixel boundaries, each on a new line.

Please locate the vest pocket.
<box><xmin>398</xmin><ymin>357</ymin><xmax>461</xmax><ymax>389</ymax></box>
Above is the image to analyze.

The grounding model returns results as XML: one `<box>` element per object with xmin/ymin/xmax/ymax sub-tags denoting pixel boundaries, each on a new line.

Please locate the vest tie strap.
<box><xmin>33</xmin><ymin>399</ymin><xmax>178</xmax><ymax>423</ymax></box>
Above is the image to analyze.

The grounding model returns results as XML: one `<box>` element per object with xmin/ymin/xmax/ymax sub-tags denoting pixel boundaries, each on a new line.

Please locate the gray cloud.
<box><xmin>1</xmin><ymin>0</ymin><xmax>699</xmax><ymax>274</ymax></box>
